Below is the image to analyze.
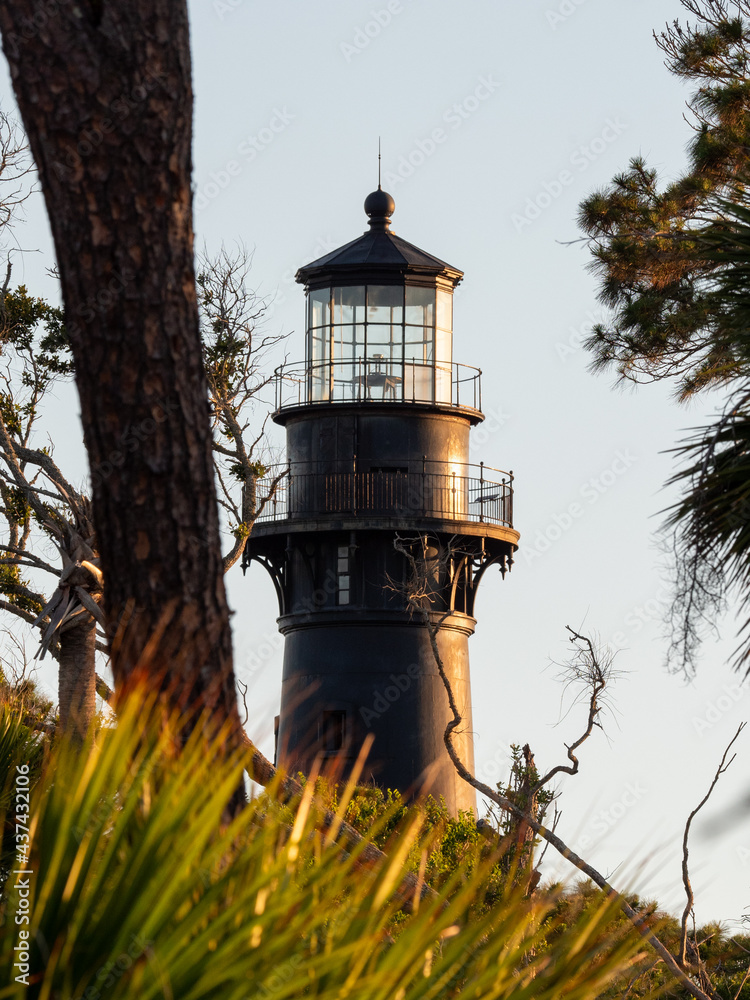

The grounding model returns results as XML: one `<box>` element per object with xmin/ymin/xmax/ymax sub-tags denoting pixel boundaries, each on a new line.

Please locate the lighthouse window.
<box><xmin>436</xmin><ymin>289</ymin><xmax>452</xmax><ymax>332</ymax></box>
<box><xmin>367</xmin><ymin>285</ymin><xmax>403</xmax><ymax>324</ymax></box>
<box><xmin>332</xmin><ymin>285</ymin><xmax>365</xmax><ymax>324</ymax></box>
<box><xmin>322</xmin><ymin>710</ymin><xmax>346</xmax><ymax>753</ymax></box>
<box><xmin>310</xmin><ymin>287</ymin><xmax>331</xmax><ymax>330</ymax></box>
<box><xmin>405</xmin><ymin>285</ymin><xmax>435</xmax><ymax>326</ymax></box>
<box><xmin>307</xmin><ymin>282</ymin><xmax>456</xmax><ymax>405</ymax></box>
<box><xmin>337</xmin><ymin>545</ymin><xmax>351</xmax><ymax>605</ymax></box>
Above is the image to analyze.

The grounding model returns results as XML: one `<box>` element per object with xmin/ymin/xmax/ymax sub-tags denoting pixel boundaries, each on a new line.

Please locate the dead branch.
<box><xmin>532</xmin><ymin>626</ymin><xmax>616</xmax><ymax>795</ymax></box>
<box><xmin>434</xmin><ymin>630</ymin><xmax>715</xmax><ymax>999</ymax></box>
<box><xmin>400</xmin><ymin>578</ymin><xmax>720</xmax><ymax>1000</ymax></box>
<box><xmin>680</xmin><ymin>722</ymin><xmax>746</xmax><ymax>967</ymax></box>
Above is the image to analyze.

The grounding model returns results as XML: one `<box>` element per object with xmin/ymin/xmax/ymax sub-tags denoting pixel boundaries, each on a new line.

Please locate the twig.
<box><xmin>532</xmin><ymin>625</ymin><xmax>611</xmax><ymax>795</ymax></box>
<box><xmin>420</xmin><ymin>607</ymin><xmax>717</xmax><ymax>1000</ymax></box>
<box><xmin>679</xmin><ymin>722</ymin><xmax>746</xmax><ymax>966</ymax></box>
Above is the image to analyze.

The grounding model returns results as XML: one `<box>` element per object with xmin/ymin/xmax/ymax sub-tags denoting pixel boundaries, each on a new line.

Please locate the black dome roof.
<box><xmin>295</xmin><ymin>189</ymin><xmax>463</xmax><ymax>287</ymax></box>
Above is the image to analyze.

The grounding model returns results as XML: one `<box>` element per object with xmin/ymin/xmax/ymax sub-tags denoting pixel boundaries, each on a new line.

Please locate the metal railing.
<box><xmin>272</xmin><ymin>358</ymin><xmax>482</xmax><ymax>412</ymax></box>
<box><xmin>253</xmin><ymin>461</ymin><xmax>513</xmax><ymax>528</ymax></box>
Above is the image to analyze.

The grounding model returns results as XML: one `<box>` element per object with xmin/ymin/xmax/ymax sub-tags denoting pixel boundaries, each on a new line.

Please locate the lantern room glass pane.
<box><xmin>405</xmin><ymin>326</ymin><xmax>432</xmax><ymax>363</ymax></box>
<box><xmin>405</xmin><ymin>286</ymin><xmax>435</xmax><ymax>326</ymax></box>
<box><xmin>435</xmin><ymin>325</ymin><xmax>451</xmax><ymax>365</ymax></box>
<box><xmin>367</xmin><ymin>285</ymin><xmax>403</xmax><ymax>323</ymax></box>
<box><xmin>304</xmin><ymin>280</ymin><xmax>460</xmax><ymax>406</ymax></box>
<box><xmin>353</xmin><ymin>323</ymin><xmax>366</xmax><ymax>356</ymax></box>
<box><xmin>333</xmin><ymin>324</ymin><xmax>354</xmax><ymax>360</ymax></box>
<box><xmin>435</xmin><ymin>362</ymin><xmax>451</xmax><ymax>403</ymax></box>
<box><xmin>436</xmin><ymin>289</ymin><xmax>452</xmax><ymax>331</ymax></box>
<box><xmin>333</xmin><ymin>286</ymin><xmax>365</xmax><ymax>324</ymax></box>
<box><xmin>310</xmin><ymin>287</ymin><xmax>330</xmax><ymax>329</ymax></box>
<box><xmin>366</xmin><ymin>324</ymin><xmax>392</xmax><ymax>346</ymax></box>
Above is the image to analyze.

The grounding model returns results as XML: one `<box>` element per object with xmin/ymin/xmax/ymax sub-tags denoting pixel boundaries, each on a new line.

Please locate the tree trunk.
<box><xmin>0</xmin><ymin>4</ymin><xmax>242</xmax><ymax>756</ymax></box>
<box><xmin>58</xmin><ymin>616</ymin><xmax>97</xmax><ymax>745</ymax></box>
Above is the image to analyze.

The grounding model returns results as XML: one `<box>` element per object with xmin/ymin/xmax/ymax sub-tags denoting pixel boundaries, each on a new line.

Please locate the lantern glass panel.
<box><xmin>405</xmin><ymin>286</ymin><xmax>435</xmax><ymax>326</ymax></box>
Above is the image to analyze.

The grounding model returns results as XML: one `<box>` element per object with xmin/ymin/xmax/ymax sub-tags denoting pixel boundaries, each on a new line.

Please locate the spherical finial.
<box><xmin>364</xmin><ymin>187</ymin><xmax>395</xmax><ymax>231</ymax></box>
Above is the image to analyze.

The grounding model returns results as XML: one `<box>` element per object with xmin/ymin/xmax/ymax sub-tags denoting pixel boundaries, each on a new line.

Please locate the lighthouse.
<box><xmin>245</xmin><ymin>188</ymin><xmax>519</xmax><ymax>814</ymax></box>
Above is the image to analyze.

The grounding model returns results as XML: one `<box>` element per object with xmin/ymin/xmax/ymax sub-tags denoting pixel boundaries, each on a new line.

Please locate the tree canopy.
<box><xmin>579</xmin><ymin>0</ymin><xmax>750</xmax><ymax>672</ymax></box>
<box><xmin>579</xmin><ymin>0</ymin><xmax>750</xmax><ymax>400</ymax></box>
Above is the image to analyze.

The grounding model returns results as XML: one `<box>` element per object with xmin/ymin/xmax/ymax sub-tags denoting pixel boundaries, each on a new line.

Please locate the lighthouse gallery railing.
<box><xmin>252</xmin><ymin>461</ymin><xmax>514</xmax><ymax>528</ymax></box>
<box><xmin>272</xmin><ymin>358</ymin><xmax>482</xmax><ymax>412</ymax></box>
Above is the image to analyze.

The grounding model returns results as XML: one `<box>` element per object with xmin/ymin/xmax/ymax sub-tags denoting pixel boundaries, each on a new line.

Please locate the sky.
<box><xmin>1</xmin><ymin>0</ymin><xmax>749</xmax><ymax>927</ymax></box>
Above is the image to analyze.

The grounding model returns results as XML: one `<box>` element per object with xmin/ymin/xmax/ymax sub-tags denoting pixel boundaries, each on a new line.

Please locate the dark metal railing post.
<box><xmin>509</xmin><ymin>470</ymin><xmax>514</xmax><ymax>527</ymax></box>
<box><xmin>252</xmin><ymin>455</ymin><xmax>514</xmax><ymax>529</ymax></box>
<box><xmin>479</xmin><ymin>461</ymin><xmax>484</xmax><ymax>523</ymax></box>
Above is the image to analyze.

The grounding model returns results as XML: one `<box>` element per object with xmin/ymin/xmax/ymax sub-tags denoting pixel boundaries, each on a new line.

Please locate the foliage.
<box><xmin>551</xmin><ymin>881</ymin><xmax>750</xmax><ymax>1000</ymax></box>
<box><xmin>319</xmin><ymin>781</ymin><xmax>490</xmax><ymax>894</ymax></box>
<box><xmin>0</xmin><ymin>663</ymin><xmax>54</xmax><ymax>733</ymax></box>
<box><xmin>578</xmin><ymin>1</ymin><xmax>750</xmax><ymax>673</ymax></box>
<box><xmin>196</xmin><ymin>245</ymin><xmax>287</xmax><ymax>571</ymax></box>
<box><xmin>0</xmin><ymin>695</ymin><xmax>648</xmax><ymax>1000</ymax></box>
<box><xmin>649</xmin><ymin>194</ymin><xmax>750</xmax><ymax>672</ymax></box>
<box><xmin>0</xmin><ymin>284</ymin><xmax>71</xmax><ymax>400</ymax></box>
<box><xmin>578</xmin><ymin>0</ymin><xmax>750</xmax><ymax>400</ymax></box>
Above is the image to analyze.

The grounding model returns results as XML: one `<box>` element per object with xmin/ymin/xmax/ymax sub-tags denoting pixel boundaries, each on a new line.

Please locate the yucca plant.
<box><xmin>0</xmin><ymin>691</ymin><xmax>651</xmax><ymax>1000</ymax></box>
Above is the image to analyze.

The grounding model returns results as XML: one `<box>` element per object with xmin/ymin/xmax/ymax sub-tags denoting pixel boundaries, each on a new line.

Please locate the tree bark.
<box><xmin>58</xmin><ymin>616</ymin><xmax>96</xmax><ymax>745</ymax></box>
<box><xmin>0</xmin><ymin>4</ymin><xmax>242</xmax><ymax>750</ymax></box>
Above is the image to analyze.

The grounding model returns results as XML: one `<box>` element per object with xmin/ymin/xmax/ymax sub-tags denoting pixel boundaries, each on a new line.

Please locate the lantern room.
<box><xmin>295</xmin><ymin>186</ymin><xmax>467</xmax><ymax>408</ymax></box>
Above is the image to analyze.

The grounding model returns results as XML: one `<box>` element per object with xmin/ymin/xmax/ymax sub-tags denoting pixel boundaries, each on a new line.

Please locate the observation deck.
<box><xmin>251</xmin><ymin>459</ymin><xmax>516</xmax><ymax>549</ymax></box>
<box><xmin>271</xmin><ymin>357</ymin><xmax>482</xmax><ymax>418</ymax></box>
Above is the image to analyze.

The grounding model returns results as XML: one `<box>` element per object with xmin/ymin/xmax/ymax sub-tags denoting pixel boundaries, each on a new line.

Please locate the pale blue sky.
<box><xmin>2</xmin><ymin>0</ymin><xmax>748</xmax><ymax>924</ymax></box>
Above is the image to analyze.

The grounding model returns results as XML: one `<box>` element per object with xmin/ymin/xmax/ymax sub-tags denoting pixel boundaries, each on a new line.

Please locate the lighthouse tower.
<box><xmin>246</xmin><ymin>188</ymin><xmax>518</xmax><ymax>814</ymax></box>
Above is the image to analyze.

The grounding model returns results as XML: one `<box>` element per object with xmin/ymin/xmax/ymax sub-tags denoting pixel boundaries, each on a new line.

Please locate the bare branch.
<box><xmin>679</xmin><ymin>722</ymin><xmax>746</xmax><ymax>966</ymax></box>
<box><xmin>0</xmin><ymin>598</ymin><xmax>39</xmax><ymax>627</ymax></box>
<box><xmin>532</xmin><ymin>626</ymin><xmax>616</xmax><ymax>794</ymax></box>
<box><xmin>391</xmin><ymin>536</ymin><xmax>720</xmax><ymax>1000</ymax></box>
